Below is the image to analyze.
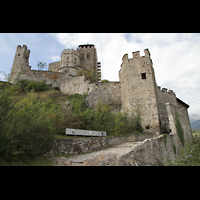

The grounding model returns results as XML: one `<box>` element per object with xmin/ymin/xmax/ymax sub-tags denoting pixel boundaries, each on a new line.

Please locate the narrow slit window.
<box><xmin>141</xmin><ymin>73</ymin><xmax>146</xmax><ymax>79</ymax></box>
<box><xmin>87</xmin><ymin>53</ymin><xmax>90</xmax><ymax>59</ymax></box>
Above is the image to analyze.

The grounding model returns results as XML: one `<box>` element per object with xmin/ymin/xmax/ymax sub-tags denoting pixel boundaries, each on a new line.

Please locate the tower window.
<box><xmin>75</xmin><ymin>58</ymin><xmax>76</xmax><ymax>64</ymax></box>
<box><xmin>18</xmin><ymin>53</ymin><xmax>20</xmax><ymax>56</ymax></box>
<box><xmin>87</xmin><ymin>53</ymin><xmax>90</xmax><ymax>59</ymax></box>
<box><xmin>81</xmin><ymin>54</ymin><xmax>84</xmax><ymax>59</ymax></box>
<box><xmin>141</xmin><ymin>73</ymin><xmax>146</xmax><ymax>79</ymax></box>
<box><xmin>67</xmin><ymin>57</ymin><xmax>69</xmax><ymax>63</ymax></box>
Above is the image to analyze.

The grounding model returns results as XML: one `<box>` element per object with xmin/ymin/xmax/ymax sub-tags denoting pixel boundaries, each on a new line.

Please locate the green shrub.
<box><xmin>0</xmin><ymin>90</ymin><xmax>63</xmax><ymax>162</ymax></box>
<box><xmin>101</xmin><ymin>79</ymin><xmax>109</xmax><ymax>82</ymax></box>
<box><xmin>64</xmin><ymin>94</ymin><xmax>143</xmax><ymax>136</ymax></box>
<box><xmin>67</xmin><ymin>93</ymin><xmax>87</xmax><ymax>115</ymax></box>
<box><xmin>17</xmin><ymin>80</ymin><xmax>49</xmax><ymax>92</ymax></box>
<box><xmin>167</xmin><ymin>134</ymin><xmax>200</xmax><ymax>166</ymax></box>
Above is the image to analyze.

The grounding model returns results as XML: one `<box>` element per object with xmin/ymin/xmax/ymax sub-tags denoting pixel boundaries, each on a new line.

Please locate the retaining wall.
<box><xmin>45</xmin><ymin>133</ymin><xmax>155</xmax><ymax>156</ymax></box>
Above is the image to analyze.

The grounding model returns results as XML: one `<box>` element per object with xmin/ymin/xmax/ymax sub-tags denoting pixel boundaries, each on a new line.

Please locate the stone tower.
<box><xmin>10</xmin><ymin>45</ymin><xmax>30</xmax><ymax>84</ymax></box>
<box><xmin>78</xmin><ymin>44</ymin><xmax>98</xmax><ymax>80</ymax></box>
<box><xmin>59</xmin><ymin>49</ymin><xmax>80</xmax><ymax>73</ymax></box>
<box><xmin>119</xmin><ymin>49</ymin><xmax>160</xmax><ymax>134</ymax></box>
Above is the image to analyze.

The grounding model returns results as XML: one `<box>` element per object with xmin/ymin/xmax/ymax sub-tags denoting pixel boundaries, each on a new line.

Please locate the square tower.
<box><xmin>10</xmin><ymin>45</ymin><xmax>30</xmax><ymax>84</ymax></box>
<box><xmin>78</xmin><ymin>44</ymin><xmax>98</xmax><ymax>81</ymax></box>
<box><xmin>119</xmin><ymin>49</ymin><xmax>161</xmax><ymax>134</ymax></box>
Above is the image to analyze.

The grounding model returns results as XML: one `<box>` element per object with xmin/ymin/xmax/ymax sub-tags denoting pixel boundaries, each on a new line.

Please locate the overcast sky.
<box><xmin>0</xmin><ymin>33</ymin><xmax>199</xmax><ymax>115</ymax></box>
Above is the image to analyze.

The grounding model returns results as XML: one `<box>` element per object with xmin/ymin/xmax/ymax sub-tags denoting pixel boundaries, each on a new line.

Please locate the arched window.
<box><xmin>81</xmin><ymin>54</ymin><xmax>84</xmax><ymax>60</ymax></box>
<box><xmin>87</xmin><ymin>53</ymin><xmax>90</xmax><ymax>59</ymax></box>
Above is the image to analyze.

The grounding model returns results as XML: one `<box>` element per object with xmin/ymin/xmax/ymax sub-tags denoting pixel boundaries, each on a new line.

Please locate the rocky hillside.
<box><xmin>189</xmin><ymin>114</ymin><xmax>200</xmax><ymax>123</ymax></box>
<box><xmin>191</xmin><ymin>120</ymin><xmax>200</xmax><ymax>130</ymax></box>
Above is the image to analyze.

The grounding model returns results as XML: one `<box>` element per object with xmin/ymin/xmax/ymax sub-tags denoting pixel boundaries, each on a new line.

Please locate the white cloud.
<box><xmin>48</xmin><ymin>55</ymin><xmax>60</xmax><ymax>62</ymax></box>
<box><xmin>50</xmin><ymin>33</ymin><xmax>200</xmax><ymax>115</ymax></box>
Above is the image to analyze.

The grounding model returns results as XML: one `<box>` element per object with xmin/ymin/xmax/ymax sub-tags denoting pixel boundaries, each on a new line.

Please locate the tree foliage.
<box><xmin>62</xmin><ymin>93</ymin><xmax>143</xmax><ymax>136</ymax></box>
<box><xmin>0</xmin><ymin>83</ymin><xmax>63</xmax><ymax>162</ymax></box>
<box><xmin>167</xmin><ymin>132</ymin><xmax>200</xmax><ymax>166</ymax></box>
<box><xmin>37</xmin><ymin>61</ymin><xmax>47</xmax><ymax>71</ymax></box>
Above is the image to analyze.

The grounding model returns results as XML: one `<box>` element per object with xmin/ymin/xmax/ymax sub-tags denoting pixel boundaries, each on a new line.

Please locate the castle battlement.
<box><xmin>61</xmin><ymin>49</ymin><xmax>80</xmax><ymax>56</ymax></box>
<box><xmin>122</xmin><ymin>49</ymin><xmax>151</xmax><ymax>64</ymax></box>
<box><xmin>79</xmin><ymin>44</ymin><xmax>95</xmax><ymax>49</ymax></box>
<box><xmin>157</xmin><ymin>86</ymin><xmax>176</xmax><ymax>96</ymax></box>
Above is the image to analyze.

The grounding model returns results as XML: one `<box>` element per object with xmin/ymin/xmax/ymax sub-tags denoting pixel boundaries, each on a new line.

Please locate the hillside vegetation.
<box><xmin>167</xmin><ymin>130</ymin><xmax>200</xmax><ymax>166</ymax></box>
<box><xmin>0</xmin><ymin>80</ymin><xmax>143</xmax><ymax>164</ymax></box>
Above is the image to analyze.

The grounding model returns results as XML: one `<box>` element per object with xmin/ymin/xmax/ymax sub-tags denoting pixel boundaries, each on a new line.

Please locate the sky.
<box><xmin>0</xmin><ymin>33</ymin><xmax>200</xmax><ymax>116</ymax></box>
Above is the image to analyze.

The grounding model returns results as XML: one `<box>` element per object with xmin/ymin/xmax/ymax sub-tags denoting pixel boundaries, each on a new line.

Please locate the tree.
<box><xmin>37</xmin><ymin>61</ymin><xmax>47</xmax><ymax>71</ymax></box>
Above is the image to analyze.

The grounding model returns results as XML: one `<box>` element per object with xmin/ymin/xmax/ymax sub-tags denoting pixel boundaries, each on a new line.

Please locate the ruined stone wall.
<box><xmin>10</xmin><ymin>45</ymin><xmax>30</xmax><ymax>84</ymax></box>
<box><xmin>60</xmin><ymin>76</ymin><xmax>122</xmax><ymax>111</ymax></box>
<box><xmin>60</xmin><ymin>75</ymin><xmax>92</xmax><ymax>95</ymax></box>
<box><xmin>156</xmin><ymin>86</ymin><xmax>177</xmax><ymax>134</ymax></box>
<box><xmin>86</xmin><ymin>82</ymin><xmax>122</xmax><ymax>111</ymax></box>
<box><xmin>177</xmin><ymin>100</ymin><xmax>193</xmax><ymax>144</ymax></box>
<box><xmin>119</xmin><ymin>49</ymin><xmax>160</xmax><ymax>134</ymax></box>
<box><xmin>48</xmin><ymin>61</ymin><xmax>60</xmax><ymax>72</ymax></box>
<box><xmin>45</xmin><ymin>133</ymin><xmax>155</xmax><ymax>156</ymax></box>
<box><xmin>15</xmin><ymin>68</ymin><xmax>66</xmax><ymax>87</ymax></box>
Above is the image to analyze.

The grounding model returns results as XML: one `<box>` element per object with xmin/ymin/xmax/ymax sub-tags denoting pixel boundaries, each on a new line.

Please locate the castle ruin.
<box><xmin>10</xmin><ymin>44</ymin><xmax>192</xmax><ymax>141</ymax></box>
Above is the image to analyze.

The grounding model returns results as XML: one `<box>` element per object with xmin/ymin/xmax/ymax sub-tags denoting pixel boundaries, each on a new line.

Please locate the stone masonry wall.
<box><xmin>15</xmin><ymin>68</ymin><xmax>66</xmax><ymax>88</ymax></box>
<box><xmin>119</xmin><ymin>49</ymin><xmax>160</xmax><ymax>134</ymax></box>
<box><xmin>177</xmin><ymin>101</ymin><xmax>193</xmax><ymax>144</ymax></box>
<box><xmin>60</xmin><ymin>75</ymin><xmax>122</xmax><ymax>111</ymax></box>
<box><xmin>156</xmin><ymin>86</ymin><xmax>177</xmax><ymax>134</ymax></box>
<box><xmin>60</xmin><ymin>75</ymin><xmax>91</xmax><ymax>95</ymax></box>
<box><xmin>45</xmin><ymin>133</ymin><xmax>155</xmax><ymax>156</ymax></box>
<box><xmin>48</xmin><ymin>61</ymin><xmax>60</xmax><ymax>72</ymax></box>
<box><xmin>86</xmin><ymin>81</ymin><xmax>122</xmax><ymax>110</ymax></box>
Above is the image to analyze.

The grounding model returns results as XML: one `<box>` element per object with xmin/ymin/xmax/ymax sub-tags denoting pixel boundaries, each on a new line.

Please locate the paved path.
<box><xmin>67</xmin><ymin>141</ymin><xmax>143</xmax><ymax>166</ymax></box>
